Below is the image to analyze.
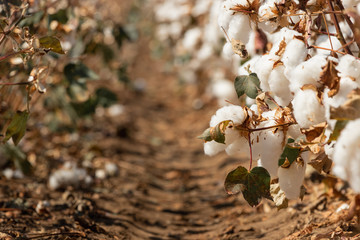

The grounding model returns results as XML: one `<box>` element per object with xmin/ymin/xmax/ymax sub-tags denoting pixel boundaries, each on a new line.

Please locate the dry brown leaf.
<box><xmin>330</xmin><ymin>89</ymin><xmax>360</xmax><ymax>120</ymax></box>
<box><xmin>319</xmin><ymin>60</ymin><xmax>340</xmax><ymax>97</ymax></box>
<box><xmin>308</xmin><ymin>151</ymin><xmax>332</xmax><ymax>173</ymax></box>
<box><xmin>301</xmin><ymin>122</ymin><xmax>327</xmax><ymax>142</ymax></box>
<box><xmin>230</xmin><ymin>0</ymin><xmax>260</xmax><ymax>23</ymax></box>
<box><xmin>275</xmin><ymin>38</ymin><xmax>287</xmax><ymax>56</ymax></box>
<box><xmin>231</xmin><ymin>39</ymin><xmax>248</xmax><ymax>58</ymax></box>
<box><xmin>256</xmin><ymin>92</ymin><xmax>270</xmax><ymax>116</ymax></box>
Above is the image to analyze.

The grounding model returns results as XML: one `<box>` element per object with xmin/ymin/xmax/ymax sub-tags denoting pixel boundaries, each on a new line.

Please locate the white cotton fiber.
<box><xmin>323</xmin><ymin>77</ymin><xmax>359</xmax><ymax>108</ymax></box>
<box><xmin>268</xmin><ymin>65</ymin><xmax>292</xmax><ymax>106</ymax></box>
<box><xmin>252</xmin><ymin>54</ymin><xmax>280</xmax><ymax>92</ymax></box>
<box><xmin>315</xmin><ymin>35</ymin><xmax>342</xmax><ymax>56</ymax></box>
<box><xmin>288</xmin><ymin>55</ymin><xmax>327</xmax><ymax>93</ymax></box>
<box><xmin>225</xmin><ymin>137</ymin><xmax>250</xmax><ymax>157</ymax></box>
<box><xmin>227</xmin><ymin>13</ymin><xmax>251</xmax><ymax>43</ymax></box>
<box><xmin>210</xmin><ymin>79</ymin><xmax>237</xmax><ymax>106</ymax></box>
<box><xmin>333</xmin><ymin>119</ymin><xmax>360</xmax><ymax>193</ymax></box>
<box><xmin>238</xmin><ymin>55</ymin><xmax>260</xmax><ymax>75</ymax></box>
<box><xmin>182</xmin><ymin>27</ymin><xmax>202</xmax><ymax>51</ymax></box>
<box><xmin>278</xmin><ymin>160</ymin><xmax>306</xmax><ymax>199</ymax></box>
<box><xmin>253</xmin><ymin>117</ymin><xmax>285</xmax><ymax>177</ymax></box>
<box><xmin>204</xmin><ymin>140</ymin><xmax>226</xmax><ymax>156</ymax></box>
<box><xmin>48</xmin><ymin>163</ymin><xmax>92</xmax><ymax>190</ymax></box>
<box><xmin>282</xmin><ymin>39</ymin><xmax>307</xmax><ymax>68</ymax></box>
<box><xmin>287</xmin><ymin>124</ymin><xmax>302</xmax><ymax>139</ymax></box>
<box><xmin>336</xmin><ymin>54</ymin><xmax>360</xmax><ymax>81</ymax></box>
<box><xmin>292</xmin><ymin>89</ymin><xmax>326</xmax><ymax>128</ymax></box>
<box><xmin>210</xmin><ymin>105</ymin><xmax>246</xmax><ymax>127</ymax></box>
<box><xmin>222</xmin><ymin>42</ymin><xmax>234</xmax><ymax>59</ymax></box>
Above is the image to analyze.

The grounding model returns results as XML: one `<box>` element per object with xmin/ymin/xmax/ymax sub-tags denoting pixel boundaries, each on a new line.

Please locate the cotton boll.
<box><xmin>227</xmin><ymin>14</ymin><xmax>251</xmax><ymax>43</ymax></box>
<box><xmin>282</xmin><ymin>39</ymin><xmax>307</xmax><ymax>68</ymax></box>
<box><xmin>288</xmin><ymin>55</ymin><xmax>327</xmax><ymax>93</ymax></box>
<box><xmin>342</xmin><ymin>0</ymin><xmax>358</xmax><ymax>8</ymax></box>
<box><xmin>278</xmin><ymin>161</ymin><xmax>306</xmax><ymax>199</ymax></box>
<box><xmin>196</xmin><ymin>43</ymin><xmax>214</xmax><ymax>61</ymax></box>
<box><xmin>323</xmin><ymin>77</ymin><xmax>359</xmax><ymax>108</ymax></box>
<box><xmin>48</xmin><ymin>164</ymin><xmax>92</xmax><ymax>190</ymax></box>
<box><xmin>333</xmin><ymin>119</ymin><xmax>360</xmax><ymax>193</ymax></box>
<box><xmin>204</xmin><ymin>140</ymin><xmax>226</xmax><ymax>156</ymax></box>
<box><xmin>336</xmin><ymin>54</ymin><xmax>360</xmax><ymax>81</ymax></box>
<box><xmin>95</xmin><ymin>169</ymin><xmax>107</xmax><ymax>180</ymax></box>
<box><xmin>315</xmin><ymin>35</ymin><xmax>342</xmax><ymax>55</ymax></box>
<box><xmin>209</xmin><ymin>105</ymin><xmax>246</xmax><ymax>126</ymax></box>
<box><xmin>252</xmin><ymin>120</ymin><xmax>285</xmax><ymax>177</ymax></box>
<box><xmin>182</xmin><ymin>27</ymin><xmax>202</xmax><ymax>51</ymax></box>
<box><xmin>105</xmin><ymin>162</ymin><xmax>119</xmax><ymax>177</ymax></box>
<box><xmin>268</xmin><ymin>65</ymin><xmax>292</xmax><ymax>106</ymax></box>
<box><xmin>222</xmin><ymin>42</ymin><xmax>234</xmax><ymax>59</ymax></box>
<box><xmin>238</xmin><ymin>55</ymin><xmax>260</xmax><ymax>75</ymax></box>
<box><xmin>225</xmin><ymin>137</ymin><xmax>249</xmax><ymax>157</ymax></box>
<box><xmin>292</xmin><ymin>89</ymin><xmax>326</xmax><ymax>128</ymax></box>
<box><xmin>252</xmin><ymin>54</ymin><xmax>281</xmax><ymax>92</ymax></box>
<box><xmin>210</xmin><ymin>79</ymin><xmax>237</xmax><ymax>106</ymax></box>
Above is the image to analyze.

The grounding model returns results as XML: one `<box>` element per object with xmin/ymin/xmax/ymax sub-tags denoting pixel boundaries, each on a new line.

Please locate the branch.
<box><xmin>327</xmin><ymin>0</ymin><xmax>352</xmax><ymax>55</ymax></box>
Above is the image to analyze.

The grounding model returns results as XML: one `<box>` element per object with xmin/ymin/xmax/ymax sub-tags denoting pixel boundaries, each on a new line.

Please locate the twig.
<box><xmin>0</xmin><ymin>48</ymin><xmax>30</xmax><ymax>62</ymax></box>
<box><xmin>334</xmin><ymin>0</ymin><xmax>360</xmax><ymax>51</ymax></box>
<box><xmin>327</xmin><ymin>0</ymin><xmax>352</xmax><ymax>55</ymax></box>
<box><xmin>26</xmin><ymin>232</ymin><xmax>85</xmax><ymax>239</ymax></box>
<box><xmin>322</xmin><ymin>11</ymin><xmax>335</xmax><ymax>56</ymax></box>
<box><xmin>248</xmin><ymin>131</ymin><xmax>253</xmax><ymax>170</ymax></box>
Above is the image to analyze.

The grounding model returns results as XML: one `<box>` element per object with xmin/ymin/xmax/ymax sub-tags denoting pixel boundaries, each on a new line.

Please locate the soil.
<box><xmin>0</xmin><ymin>1</ymin><xmax>360</xmax><ymax>239</ymax></box>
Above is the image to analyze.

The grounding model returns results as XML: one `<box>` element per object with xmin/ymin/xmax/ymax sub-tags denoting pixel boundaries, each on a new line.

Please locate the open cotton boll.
<box><xmin>191</xmin><ymin>0</ymin><xmax>212</xmax><ymax>17</ymax></box>
<box><xmin>227</xmin><ymin>14</ymin><xmax>251</xmax><ymax>44</ymax></box>
<box><xmin>333</xmin><ymin>119</ymin><xmax>360</xmax><ymax>193</ymax></box>
<box><xmin>323</xmin><ymin>77</ymin><xmax>359</xmax><ymax>108</ymax></box>
<box><xmin>182</xmin><ymin>27</ymin><xmax>202</xmax><ymax>51</ymax></box>
<box><xmin>336</xmin><ymin>54</ymin><xmax>360</xmax><ymax>81</ymax></box>
<box><xmin>315</xmin><ymin>35</ymin><xmax>342</xmax><ymax>55</ymax></box>
<box><xmin>48</xmin><ymin>164</ymin><xmax>92</xmax><ymax>190</ymax></box>
<box><xmin>253</xmin><ymin>117</ymin><xmax>285</xmax><ymax>177</ymax></box>
<box><xmin>252</xmin><ymin>54</ymin><xmax>280</xmax><ymax>91</ymax></box>
<box><xmin>268</xmin><ymin>65</ymin><xmax>292</xmax><ymax>106</ymax></box>
<box><xmin>292</xmin><ymin>89</ymin><xmax>326</xmax><ymax>128</ymax></box>
<box><xmin>222</xmin><ymin>42</ymin><xmax>235</xmax><ymax>59</ymax></box>
<box><xmin>238</xmin><ymin>55</ymin><xmax>260</xmax><ymax>75</ymax></box>
<box><xmin>197</xmin><ymin>43</ymin><xmax>214</xmax><ymax>61</ymax></box>
<box><xmin>288</xmin><ymin>55</ymin><xmax>327</xmax><ymax>93</ymax></box>
<box><xmin>225</xmin><ymin>137</ymin><xmax>250</xmax><ymax>157</ymax></box>
<box><xmin>282</xmin><ymin>39</ymin><xmax>307</xmax><ymax>69</ymax></box>
<box><xmin>258</xmin><ymin>0</ymin><xmax>284</xmax><ymax>21</ymax></box>
<box><xmin>278</xmin><ymin>160</ymin><xmax>306</xmax><ymax>199</ymax></box>
<box><xmin>210</xmin><ymin>105</ymin><xmax>246</xmax><ymax>127</ymax></box>
<box><xmin>204</xmin><ymin>140</ymin><xmax>226</xmax><ymax>156</ymax></box>
<box><xmin>210</xmin><ymin>79</ymin><xmax>238</xmax><ymax>106</ymax></box>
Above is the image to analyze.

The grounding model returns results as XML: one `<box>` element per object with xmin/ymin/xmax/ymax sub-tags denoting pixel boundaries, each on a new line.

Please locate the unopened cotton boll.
<box><xmin>332</xmin><ymin>119</ymin><xmax>360</xmax><ymax>193</ymax></box>
<box><xmin>278</xmin><ymin>160</ymin><xmax>306</xmax><ymax>199</ymax></box>
<box><xmin>209</xmin><ymin>105</ymin><xmax>246</xmax><ymax>127</ymax></box>
<box><xmin>292</xmin><ymin>89</ymin><xmax>326</xmax><ymax>128</ymax></box>
<box><xmin>268</xmin><ymin>65</ymin><xmax>292</xmax><ymax>106</ymax></box>
<box><xmin>204</xmin><ymin>140</ymin><xmax>226</xmax><ymax>156</ymax></box>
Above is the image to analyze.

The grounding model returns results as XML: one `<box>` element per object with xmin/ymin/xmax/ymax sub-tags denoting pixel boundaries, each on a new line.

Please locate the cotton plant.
<box><xmin>199</xmin><ymin>0</ymin><xmax>360</xmax><ymax>208</ymax></box>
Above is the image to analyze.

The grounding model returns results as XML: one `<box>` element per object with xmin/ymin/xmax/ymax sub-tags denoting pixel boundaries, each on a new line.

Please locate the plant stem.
<box><xmin>248</xmin><ymin>131</ymin><xmax>253</xmax><ymax>170</ymax></box>
<box><xmin>327</xmin><ymin>0</ymin><xmax>352</xmax><ymax>55</ymax></box>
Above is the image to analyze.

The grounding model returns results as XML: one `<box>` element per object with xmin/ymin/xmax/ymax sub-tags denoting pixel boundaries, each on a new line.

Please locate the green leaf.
<box><xmin>39</xmin><ymin>36</ymin><xmax>65</xmax><ymax>54</ymax></box>
<box><xmin>95</xmin><ymin>87</ymin><xmax>118</xmax><ymax>107</ymax></box>
<box><xmin>197</xmin><ymin>128</ymin><xmax>212</xmax><ymax>142</ymax></box>
<box><xmin>234</xmin><ymin>73</ymin><xmax>261</xmax><ymax>99</ymax></box>
<box><xmin>4</xmin><ymin>111</ymin><xmax>29</xmax><ymax>145</ymax></box>
<box><xmin>210</xmin><ymin>120</ymin><xmax>231</xmax><ymax>144</ymax></box>
<box><xmin>278</xmin><ymin>138</ymin><xmax>301</xmax><ymax>167</ymax></box>
<box><xmin>2</xmin><ymin>144</ymin><xmax>32</xmax><ymax>175</ymax></box>
<box><xmin>328</xmin><ymin>120</ymin><xmax>348</xmax><ymax>142</ymax></box>
<box><xmin>48</xmin><ymin>9</ymin><xmax>68</xmax><ymax>25</ymax></box>
<box><xmin>64</xmin><ymin>63</ymin><xmax>98</xmax><ymax>84</ymax></box>
<box><xmin>225</xmin><ymin>166</ymin><xmax>271</xmax><ymax>207</ymax></box>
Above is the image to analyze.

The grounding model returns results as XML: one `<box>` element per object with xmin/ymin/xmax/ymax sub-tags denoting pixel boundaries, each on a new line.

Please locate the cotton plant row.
<box><xmin>153</xmin><ymin>0</ymin><xmax>243</xmax><ymax>106</ymax></box>
<box><xmin>199</xmin><ymin>0</ymin><xmax>360</xmax><ymax>208</ymax></box>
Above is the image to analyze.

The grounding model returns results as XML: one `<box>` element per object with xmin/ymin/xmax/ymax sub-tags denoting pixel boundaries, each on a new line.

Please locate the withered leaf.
<box><xmin>330</xmin><ymin>91</ymin><xmax>360</xmax><ymax>120</ymax></box>
<box><xmin>270</xmin><ymin>183</ymin><xmax>288</xmax><ymax>210</ymax></box>
<box><xmin>308</xmin><ymin>151</ymin><xmax>332</xmax><ymax>173</ymax></box>
<box><xmin>301</xmin><ymin>122</ymin><xmax>327</xmax><ymax>143</ymax></box>
<box><xmin>319</xmin><ymin>60</ymin><xmax>340</xmax><ymax>97</ymax></box>
<box><xmin>275</xmin><ymin>38</ymin><xmax>286</xmax><ymax>56</ymax></box>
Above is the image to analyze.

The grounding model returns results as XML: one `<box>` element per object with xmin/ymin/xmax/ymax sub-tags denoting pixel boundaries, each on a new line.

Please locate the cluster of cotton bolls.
<box><xmin>154</xmin><ymin>0</ymin><xmax>240</xmax><ymax>106</ymax></box>
<box><xmin>203</xmin><ymin>0</ymin><xmax>360</xmax><ymax>200</ymax></box>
